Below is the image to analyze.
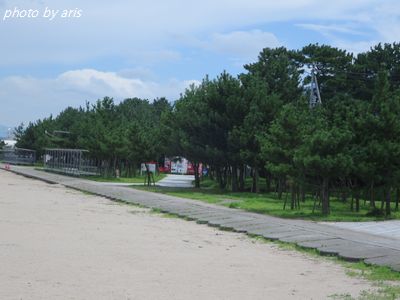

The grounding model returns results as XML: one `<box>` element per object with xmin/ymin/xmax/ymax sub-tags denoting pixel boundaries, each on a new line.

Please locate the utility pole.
<box><xmin>309</xmin><ymin>66</ymin><xmax>322</xmax><ymax>108</ymax></box>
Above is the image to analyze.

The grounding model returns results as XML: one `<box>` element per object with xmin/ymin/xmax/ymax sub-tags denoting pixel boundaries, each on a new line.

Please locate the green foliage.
<box><xmin>244</xmin><ymin>46</ymin><xmax>303</xmax><ymax>103</ymax></box>
<box><xmin>261</xmin><ymin>102</ymin><xmax>307</xmax><ymax>179</ymax></box>
<box><xmin>15</xmin><ymin>96</ymin><xmax>171</xmax><ymax>177</ymax></box>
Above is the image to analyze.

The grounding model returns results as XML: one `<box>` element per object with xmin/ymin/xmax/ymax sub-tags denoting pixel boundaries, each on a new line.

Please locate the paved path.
<box><xmin>88</xmin><ymin>174</ymin><xmax>194</xmax><ymax>188</ymax></box>
<box><xmin>157</xmin><ymin>174</ymin><xmax>194</xmax><ymax>188</ymax></box>
<box><xmin>2</xmin><ymin>164</ymin><xmax>400</xmax><ymax>272</ymax></box>
<box><xmin>91</xmin><ymin>181</ymin><xmax>142</xmax><ymax>186</ymax></box>
<box><xmin>322</xmin><ymin>220</ymin><xmax>400</xmax><ymax>240</ymax></box>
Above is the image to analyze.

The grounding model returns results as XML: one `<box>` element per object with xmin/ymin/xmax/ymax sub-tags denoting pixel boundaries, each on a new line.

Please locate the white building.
<box><xmin>1</xmin><ymin>139</ymin><xmax>17</xmax><ymax>149</ymax></box>
<box><xmin>170</xmin><ymin>157</ymin><xmax>190</xmax><ymax>174</ymax></box>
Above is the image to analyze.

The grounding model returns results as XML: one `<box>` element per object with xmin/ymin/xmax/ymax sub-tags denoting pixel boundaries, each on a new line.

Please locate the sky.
<box><xmin>0</xmin><ymin>0</ymin><xmax>399</xmax><ymax>127</ymax></box>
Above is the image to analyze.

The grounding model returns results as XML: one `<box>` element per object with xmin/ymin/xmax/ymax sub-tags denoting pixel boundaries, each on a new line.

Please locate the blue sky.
<box><xmin>0</xmin><ymin>0</ymin><xmax>399</xmax><ymax>127</ymax></box>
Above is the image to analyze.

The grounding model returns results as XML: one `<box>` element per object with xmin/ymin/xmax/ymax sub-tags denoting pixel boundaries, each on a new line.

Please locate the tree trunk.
<box><xmin>321</xmin><ymin>178</ymin><xmax>330</xmax><ymax>215</ymax></box>
<box><xmin>370</xmin><ymin>182</ymin><xmax>375</xmax><ymax>208</ymax></box>
<box><xmin>222</xmin><ymin>167</ymin><xmax>228</xmax><ymax>189</ymax></box>
<box><xmin>238</xmin><ymin>165</ymin><xmax>245</xmax><ymax>191</ymax></box>
<box><xmin>193</xmin><ymin>162</ymin><xmax>200</xmax><ymax>188</ymax></box>
<box><xmin>209</xmin><ymin>166</ymin><xmax>214</xmax><ymax>180</ymax></box>
<box><xmin>216</xmin><ymin>168</ymin><xmax>221</xmax><ymax>188</ymax></box>
<box><xmin>355</xmin><ymin>192</ymin><xmax>360</xmax><ymax>212</ymax></box>
<box><xmin>300</xmin><ymin>185</ymin><xmax>306</xmax><ymax>202</ymax></box>
<box><xmin>277</xmin><ymin>177</ymin><xmax>284</xmax><ymax>200</ymax></box>
<box><xmin>290</xmin><ymin>183</ymin><xmax>295</xmax><ymax>210</ymax></box>
<box><xmin>231</xmin><ymin>165</ymin><xmax>238</xmax><ymax>192</ymax></box>
<box><xmin>216</xmin><ymin>167</ymin><xmax>226</xmax><ymax>190</ymax></box>
<box><xmin>396</xmin><ymin>188</ymin><xmax>399</xmax><ymax>211</ymax></box>
<box><xmin>312</xmin><ymin>191</ymin><xmax>319</xmax><ymax>213</ymax></box>
<box><xmin>296</xmin><ymin>185</ymin><xmax>301</xmax><ymax>208</ymax></box>
<box><xmin>113</xmin><ymin>157</ymin><xmax>118</xmax><ymax>177</ymax></box>
<box><xmin>265</xmin><ymin>172</ymin><xmax>272</xmax><ymax>192</ymax></box>
<box><xmin>350</xmin><ymin>195</ymin><xmax>354</xmax><ymax>211</ymax></box>
<box><xmin>386</xmin><ymin>188</ymin><xmax>391</xmax><ymax>216</ymax></box>
<box><xmin>251</xmin><ymin>165</ymin><xmax>259</xmax><ymax>193</ymax></box>
<box><xmin>145</xmin><ymin>163</ymin><xmax>151</xmax><ymax>186</ymax></box>
<box><xmin>341</xmin><ymin>191</ymin><xmax>347</xmax><ymax>203</ymax></box>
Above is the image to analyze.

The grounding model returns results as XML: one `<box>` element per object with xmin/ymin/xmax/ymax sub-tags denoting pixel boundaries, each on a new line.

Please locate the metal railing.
<box><xmin>0</xmin><ymin>148</ymin><xmax>36</xmax><ymax>165</ymax></box>
<box><xmin>43</xmin><ymin>148</ymin><xmax>100</xmax><ymax>176</ymax></box>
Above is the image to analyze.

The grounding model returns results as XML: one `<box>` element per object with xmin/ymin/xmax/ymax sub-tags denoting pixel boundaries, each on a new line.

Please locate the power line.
<box><xmin>303</xmin><ymin>69</ymin><xmax>400</xmax><ymax>82</ymax></box>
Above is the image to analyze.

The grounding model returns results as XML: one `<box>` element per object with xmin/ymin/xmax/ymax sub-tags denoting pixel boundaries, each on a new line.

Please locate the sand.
<box><xmin>0</xmin><ymin>170</ymin><xmax>375</xmax><ymax>299</ymax></box>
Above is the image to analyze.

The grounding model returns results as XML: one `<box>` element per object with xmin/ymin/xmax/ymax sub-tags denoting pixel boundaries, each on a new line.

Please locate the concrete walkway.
<box><xmin>85</xmin><ymin>174</ymin><xmax>194</xmax><ymax>188</ymax></box>
<box><xmin>322</xmin><ymin>220</ymin><xmax>400</xmax><ymax>240</ymax></box>
<box><xmin>90</xmin><ymin>181</ymin><xmax>142</xmax><ymax>187</ymax></box>
<box><xmin>157</xmin><ymin>174</ymin><xmax>194</xmax><ymax>188</ymax></box>
<box><xmin>2</xmin><ymin>164</ymin><xmax>400</xmax><ymax>272</ymax></box>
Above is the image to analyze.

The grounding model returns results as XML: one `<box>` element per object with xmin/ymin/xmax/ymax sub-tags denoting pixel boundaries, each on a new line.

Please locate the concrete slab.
<box><xmin>248</xmin><ymin>226</ymin><xmax>299</xmax><ymax>236</ymax></box>
<box><xmin>228</xmin><ymin>221</ymin><xmax>277</xmax><ymax>233</ymax></box>
<box><xmin>279</xmin><ymin>234</ymin><xmax>335</xmax><ymax>244</ymax></box>
<box><xmin>297</xmin><ymin>238</ymin><xmax>346</xmax><ymax>249</ymax></box>
<box><xmin>364</xmin><ymin>254</ymin><xmax>400</xmax><ymax>267</ymax></box>
<box><xmin>392</xmin><ymin>264</ymin><xmax>400</xmax><ymax>272</ymax></box>
<box><xmin>157</xmin><ymin>174</ymin><xmax>194</xmax><ymax>188</ymax></box>
<box><xmin>184</xmin><ymin>210</ymin><xmax>231</xmax><ymax>217</ymax></box>
<box><xmin>194</xmin><ymin>214</ymin><xmax>242</xmax><ymax>224</ymax></box>
<box><xmin>169</xmin><ymin>209</ymin><xmax>208</xmax><ymax>216</ymax></box>
<box><xmin>321</xmin><ymin>220</ymin><xmax>400</xmax><ymax>240</ymax></box>
<box><xmin>209</xmin><ymin>217</ymin><xmax>258</xmax><ymax>227</ymax></box>
<box><xmin>261</xmin><ymin>230</ymin><xmax>311</xmax><ymax>241</ymax></box>
<box><xmin>335</xmin><ymin>247</ymin><xmax>395</xmax><ymax>262</ymax></box>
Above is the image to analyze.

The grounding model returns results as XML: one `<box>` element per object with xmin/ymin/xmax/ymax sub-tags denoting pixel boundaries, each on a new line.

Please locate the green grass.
<box><xmin>134</xmin><ymin>180</ymin><xmax>400</xmax><ymax>222</ymax></box>
<box><xmin>265</xmin><ymin>238</ymin><xmax>400</xmax><ymax>281</ymax></box>
<box><xmin>83</xmin><ymin>173</ymin><xmax>167</xmax><ymax>184</ymax></box>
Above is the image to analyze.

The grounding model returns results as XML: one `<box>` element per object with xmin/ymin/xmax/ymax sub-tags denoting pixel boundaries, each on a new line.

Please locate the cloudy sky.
<box><xmin>0</xmin><ymin>0</ymin><xmax>399</xmax><ymax>127</ymax></box>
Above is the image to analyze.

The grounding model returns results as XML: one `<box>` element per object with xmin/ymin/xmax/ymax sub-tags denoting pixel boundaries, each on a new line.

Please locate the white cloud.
<box><xmin>0</xmin><ymin>0</ymin><xmax>392</xmax><ymax>66</ymax></box>
<box><xmin>2</xmin><ymin>0</ymin><xmax>400</xmax><ymax>125</ymax></box>
<box><xmin>296</xmin><ymin>23</ymin><xmax>367</xmax><ymax>37</ymax></box>
<box><xmin>117</xmin><ymin>67</ymin><xmax>156</xmax><ymax>81</ymax></box>
<box><xmin>177</xmin><ymin>29</ymin><xmax>281</xmax><ymax>65</ymax></box>
<box><xmin>58</xmin><ymin>69</ymin><xmax>152</xmax><ymax>98</ymax></box>
<box><xmin>294</xmin><ymin>1</ymin><xmax>400</xmax><ymax>53</ymax></box>
<box><xmin>296</xmin><ymin>23</ymin><xmax>375</xmax><ymax>54</ymax></box>
<box><xmin>331</xmin><ymin>40</ymin><xmax>378</xmax><ymax>55</ymax></box>
<box><xmin>0</xmin><ymin>69</ymin><xmax>200</xmax><ymax>125</ymax></box>
<box><xmin>207</xmin><ymin>30</ymin><xmax>281</xmax><ymax>61</ymax></box>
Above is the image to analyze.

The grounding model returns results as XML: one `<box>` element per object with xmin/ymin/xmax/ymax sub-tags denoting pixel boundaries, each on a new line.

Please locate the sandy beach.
<box><xmin>0</xmin><ymin>170</ymin><xmax>375</xmax><ymax>299</ymax></box>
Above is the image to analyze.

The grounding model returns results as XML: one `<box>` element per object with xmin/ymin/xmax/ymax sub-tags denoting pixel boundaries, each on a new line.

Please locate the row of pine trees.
<box><xmin>15</xmin><ymin>43</ymin><xmax>400</xmax><ymax>215</ymax></box>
